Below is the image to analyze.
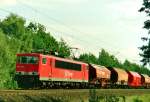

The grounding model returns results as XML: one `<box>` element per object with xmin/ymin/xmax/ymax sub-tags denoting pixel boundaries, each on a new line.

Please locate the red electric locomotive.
<box><xmin>15</xmin><ymin>53</ymin><xmax>88</xmax><ymax>88</ymax></box>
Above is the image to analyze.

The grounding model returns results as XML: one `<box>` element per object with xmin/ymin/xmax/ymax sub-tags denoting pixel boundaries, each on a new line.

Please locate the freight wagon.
<box><xmin>88</xmin><ymin>64</ymin><xmax>111</xmax><ymax>88</ymax></box>
<box><xmin>126</xmin><ymin>71</ymin><xmax>141</xmax><ymax>87</ymax></box>
<box><xmin>141</xmin><ymin>74</ymin><xmax>150</xmax><ymax>88</ymax></box>
<box><xmin>107</xmin><ymin>67</ymin><xmax>128</xmax><ymax>88</ymax></box>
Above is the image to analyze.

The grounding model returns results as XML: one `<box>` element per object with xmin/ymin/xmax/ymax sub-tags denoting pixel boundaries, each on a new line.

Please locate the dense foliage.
<box><xmin>139</xmin><ymin>0</ymin><xmax>150</xmax><ymax>66</ymax></box>
<box><xmin>0</xmin><ymin>14</ymin><xmax>150</xmax><ymax>89</ymax></box>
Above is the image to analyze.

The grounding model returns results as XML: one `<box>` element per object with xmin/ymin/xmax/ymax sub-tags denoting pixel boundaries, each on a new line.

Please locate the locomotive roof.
<box><xmin>50</xmin><ymin>55</ymin><xmax>87</xmax><ymax>65</ymax></box>
<box><xmin>17</xmin><ymin>53</ymin><xmax>41</xmax><ymax>56</ymax></box>
<box><xmin>17</xmin><ymin>53</ymin><xmax>87</xmax><ymax>65</ymax></box>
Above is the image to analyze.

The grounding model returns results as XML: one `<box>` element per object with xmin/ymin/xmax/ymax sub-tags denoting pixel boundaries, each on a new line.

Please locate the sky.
<box><xmin>0</xmin><ymin>0</ymin><xmax>147</xmax><ymax>64</ymax></box>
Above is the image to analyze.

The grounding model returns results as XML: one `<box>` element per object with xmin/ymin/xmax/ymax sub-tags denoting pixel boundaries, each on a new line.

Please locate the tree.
<box><xmin>0</xmin><ymin>13</ymin><xmax>25</xmax><ymax>39</ymax></box>
<box><xmin>0</xmin><ymin>13</ymin><xmax>33</xmax><ymax>53</ymax></box>
<box><xmin>139</xmin><ymin>0</ymin><xmax>150</xmax><ymax>66</ymax></box>
<box><xmin>31</xmin><ymin>23</ymin><xmax>59</xmax><ymax>52</ymax></box>
<box><xmin>78</xmin><ymin>53</ymin><xmax>98</xmax><ymax>64</ymax></box>
<box><xmin>98</xmin><ymin>49</ymin><xmax>122</xmax><ymax>68</ymax></box>
<box><xmin>57</xmin><ymin>39</ymin><xmax>71</xmax><ymax>58</ymax></box>
<box><xmin>0</xmin><ymin>30</ymin><xmax>17</xmax><ymax>89</ymax></box>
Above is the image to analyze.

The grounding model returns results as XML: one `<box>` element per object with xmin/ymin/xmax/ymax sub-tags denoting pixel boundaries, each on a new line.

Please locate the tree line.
<box><xmin>0</xmin><ymin>14</ymin><xmax>149</xmax><ymax>89</ymax></box>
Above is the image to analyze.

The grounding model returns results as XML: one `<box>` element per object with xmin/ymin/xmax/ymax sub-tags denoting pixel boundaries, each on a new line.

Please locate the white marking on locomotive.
<box><xmin>64</xmin><ymin>71</ymin><xmax>73</xmax><ymax>77</ymax></box>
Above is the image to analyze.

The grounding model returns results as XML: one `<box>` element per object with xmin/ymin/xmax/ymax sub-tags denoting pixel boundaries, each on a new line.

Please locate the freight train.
<box><xmin>15</xmin><ymin>53</ymin><xmax>150</xmax><ymax>88</ymax></box>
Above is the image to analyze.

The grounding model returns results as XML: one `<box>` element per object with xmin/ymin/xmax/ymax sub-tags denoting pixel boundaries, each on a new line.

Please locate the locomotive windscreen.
<box><xmin>55</xmin><ymin>60</ymin><xmax>81</xmax><ymax>71</ymax></box>
<box><xmin>17</xmin><ymin>56</ymin><xmax>39</xmax><ymax>64</ymax></box>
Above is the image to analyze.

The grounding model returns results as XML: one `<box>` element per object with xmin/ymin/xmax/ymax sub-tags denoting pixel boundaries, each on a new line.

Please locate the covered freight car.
<box><xmin>107</xmin><ymin>67</ymin><xmax>128</xmax><ymax>87</ymax></box>
<box><xmin>89</xmin><ymin>64</ymin><xmax>111</xmax><ymax>87</ymax></box>
<box><xmin>127</xmin><ymin>71</ymin><xmax>141</xmax><ymax>87</ymax></box>
<box><xmin>141</xmin><ymin>74</ymin><xmax>150</xmax><ymax>88</ymax></box>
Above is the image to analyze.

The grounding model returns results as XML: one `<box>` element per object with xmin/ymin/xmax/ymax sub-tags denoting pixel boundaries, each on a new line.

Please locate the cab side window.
<box><xmin>42</xmin><ymin>58</ymin><xmax>47</xmax><ymax>64</ymax></box>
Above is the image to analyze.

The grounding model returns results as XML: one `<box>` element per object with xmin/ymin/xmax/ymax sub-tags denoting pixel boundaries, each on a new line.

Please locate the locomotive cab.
<box><xmin>15</xmin><ymin>53</ymin><xmax>41</xmax><ymax>88</ymax></box>
<box><xmin>16</xmin><ymin>54</ymin><xmax>39</xmax><ymax>75</ymax></box>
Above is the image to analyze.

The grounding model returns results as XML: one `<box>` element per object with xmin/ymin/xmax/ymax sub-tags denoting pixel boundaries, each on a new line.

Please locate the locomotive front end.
<box><xmin>15</xmin><ymin>53</ymin><xmax>40</xmax><ymax>88</ymax></box>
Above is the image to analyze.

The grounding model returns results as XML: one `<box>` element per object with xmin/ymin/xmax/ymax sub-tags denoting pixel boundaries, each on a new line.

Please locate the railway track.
<box><xmin>0</xmin><ymin>89</ymin><xmax>150</xmax><ymax>96</ymax></box>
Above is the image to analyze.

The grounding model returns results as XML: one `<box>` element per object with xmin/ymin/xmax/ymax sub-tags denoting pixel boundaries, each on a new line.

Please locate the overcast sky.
<box><xmin>0</xmin><ymin>0</ymin><xmax>147</xmax><ymax>64</ymax></box>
